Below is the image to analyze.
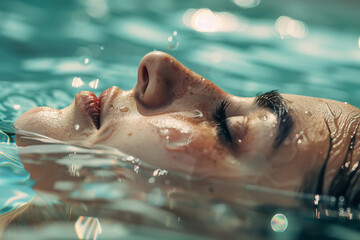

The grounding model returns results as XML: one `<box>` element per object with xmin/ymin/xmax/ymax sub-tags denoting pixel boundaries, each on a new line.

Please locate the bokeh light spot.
<box><xmin>271</xmin><ymin>213</ymin><xmax>288</xmax><ymax>232</ymax></box>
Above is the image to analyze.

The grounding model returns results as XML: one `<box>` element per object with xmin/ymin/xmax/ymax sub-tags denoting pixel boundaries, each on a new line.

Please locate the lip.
<box><xmin>75</xmin><ymin>87</ymin><xmax>118</xmax><ymax>130</ymax></box>
<box><xmin>98</xmin><ymin>87</ymin><xmax>113</xmax><ymax>109</ymax></box>
<box><xmin>76</xmin><ymin>91</ymin><xmax>100</xmax><ymax>129</ymax></box>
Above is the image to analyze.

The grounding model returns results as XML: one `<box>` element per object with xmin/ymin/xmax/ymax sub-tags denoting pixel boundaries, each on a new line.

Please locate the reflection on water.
<box><xmin>0</xmin><ymin>131</ymin><xmax>359</xmax><ymax>239</ymax></box>
<box><xmin>75</xmin><ymin>216</ymin><xmax>102</xmax><ymax>240</ymax></box>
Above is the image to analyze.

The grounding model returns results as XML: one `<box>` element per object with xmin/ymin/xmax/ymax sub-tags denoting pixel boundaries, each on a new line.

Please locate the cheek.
<box><xmin>183</xmin><ymin>127</ymin><xmax>229</xmax><ymax>168</ymax></box>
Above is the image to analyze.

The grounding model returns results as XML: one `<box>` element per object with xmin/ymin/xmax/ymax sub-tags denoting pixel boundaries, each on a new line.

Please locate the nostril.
<box><xmin>142</xmin><ymin>65</ymin><xmax>149</xmax><ymax>93</ymax></box>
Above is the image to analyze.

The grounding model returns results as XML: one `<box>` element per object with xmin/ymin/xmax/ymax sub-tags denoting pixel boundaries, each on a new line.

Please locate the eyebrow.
<box><xmin>254</xmin><ymin>90</ymin><xmax>294</xmax><ymax>149</ymax></box>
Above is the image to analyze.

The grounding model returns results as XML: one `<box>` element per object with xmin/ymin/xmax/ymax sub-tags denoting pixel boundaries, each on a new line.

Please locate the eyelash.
<box><xmin>213</xmin><ymin>100</ymin><xmax>232</xmax><ymax>143</ymax></box>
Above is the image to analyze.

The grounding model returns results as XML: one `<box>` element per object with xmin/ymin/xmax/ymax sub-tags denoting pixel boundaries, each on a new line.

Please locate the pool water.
<box><xmin>0</xmin><ymin>0</ymin><xmax>360</xmax><ymax>239</ymax></box>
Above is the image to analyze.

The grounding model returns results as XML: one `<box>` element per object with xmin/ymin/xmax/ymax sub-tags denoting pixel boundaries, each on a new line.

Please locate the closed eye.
<box><xmin>213</xmin><ymin>100</ymin><xmax>232</xmax><ymax>143</ymax></box>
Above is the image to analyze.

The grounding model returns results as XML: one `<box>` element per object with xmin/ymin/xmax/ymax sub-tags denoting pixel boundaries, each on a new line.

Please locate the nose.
<box><xmin>135</xmin><ymin>51</ymin><xmax>203</xmax><ymax>109</ymax></box>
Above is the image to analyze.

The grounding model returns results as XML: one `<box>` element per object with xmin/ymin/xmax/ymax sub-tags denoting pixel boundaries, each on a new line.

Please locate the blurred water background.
<box><xmin>0</xmin><ymin>0</ymin><xmax>360</xmax><ymax>239</ymax></box>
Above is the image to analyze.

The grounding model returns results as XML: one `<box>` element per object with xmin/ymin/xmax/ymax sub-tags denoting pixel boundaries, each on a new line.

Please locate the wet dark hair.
<box><xmin>311</xmin><ymin>120</ymin><xmax>360</xmax><ymax>208</ymax></box>
<box><xmin>327</xmin><ymin>121</ymin><xmax>360</xmax><ymax>207</ymax></box>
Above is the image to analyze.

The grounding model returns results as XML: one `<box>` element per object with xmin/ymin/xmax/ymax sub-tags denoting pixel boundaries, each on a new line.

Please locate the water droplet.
<box><xmin>314</xmin><ymin>194</ymin><xmax>320</xmax><ymax>205</ymax></box>
<box><xmin>167</xmin><ymin>31</ymin><xmax>179</xmax><ymax>50</ymax></box>
<box><xmin>158</xmin><ymin>128</ymin><xmax>192</xmax><ymax>150</ymax></box>
<box><xmin>270</xmin><ymin>214</ymin><xmax>288</xmax><ymax>232</ymax></box>
<box><xmin>345</xmin><ymin>161</ymin><xmax>350</xmax><ymax>168</ymax></box>
<box><xmin>149</xmin><ymin>177</ymin><xmax>155</xmax><ymax>183</ymax></box>
<box><xmin>100</xmin><ymin>46</ymin><xmax>105</xmax><ymax>51</ymax></box>
<box><xmin>89</xmin><ymin>79</ymin><xmax>99</xmax><ymax>89</ymax></box>
<box><xmin>120</xmin><ymin>106</ymin><xmax>129</xmax><ymax>112</ymax></box>
<box><xmin>304</xmin><ymin>110</ymin><xmax>312</xmax><ymax>116</ymax></box>
<box><xmin>134</xmin><ymin>165</ymin><xmax>140</xmax><ymax>173</ymax></box>
<box><xmin>344</xmin><ymin>102</ymin><xmax>348</xmax><ymax>105</ymax></box>
<box><xmin>294</xmin><ymin>131</ymin><xmax>307</xmax><ymax>145</ymax></box>
<box><xmin>153</xmin><ymin>169</ymin><xmax>168</xmax><ymax>176</ymax></box>
<box><xmin>238</xmin><ymin>139</ymin><xmax>242</xmax><ymax>143</ymax></box>
<box><xmin>84</xmin><ymin>58</ymin><xmax>90</xmax><ymax>64</ymax></box>
<box><xmin>72</xmin><ymin>77</ymin><xmax>84</xmax><ymax>88</ymax></box>
<box><xmin>193</xmin><ymin>109</ymin><xmax>204</xmax><ymax>118</ymax></box>
<box><xmin>263</xmin><ymin>115</ymin><xmax>267</xmax><ymax>121</ymax></box>
<box><xmin>352</xmin><ymin>162</ymin><xmax>359</xmax><ymax>171</ymax></box>
<box><xmin>160</xmin><ymin>128</ymin><xmax>170</xmax><ymax>136</ymax></box>
<box><xmin>75</xmin><ymin>216</ymin><xmax>102</xmax><ymax>240</ymax></box>
<box><xmin>69</xmin><ymin>163</ymin><xmax>81</xmax><ymax>177</ymax></box>
<box><xmin>74</xmin><ymin>124</ymin><xmax>80</xmax><ymax>131</ymax></box>
<box><xmin>147</xmin><ymin>188</ymin><xmax>166</xmax><ymax>206</ymax></box>
<box><xmin>13</xmin><ymin>104</ymin><xmax>21</xmax><ymax>110</ymax></box>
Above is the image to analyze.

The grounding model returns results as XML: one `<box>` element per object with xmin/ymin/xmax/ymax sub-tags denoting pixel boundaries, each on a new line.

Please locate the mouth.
<box><xmin>76</xmin><ymin>87</ymin><xmax>117</xmax><ymax>130</ymax></box>
<box><xmin>76</xmin><ymin>91</ymin><xmax>101</xmax><ymax>129</ymax></box>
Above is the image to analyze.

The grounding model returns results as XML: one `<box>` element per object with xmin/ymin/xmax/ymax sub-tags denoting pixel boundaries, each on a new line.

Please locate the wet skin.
<box><xmin>14</xmin><ymin>51</ymin><xmax>360</xmax><ymax>195</ymax></box>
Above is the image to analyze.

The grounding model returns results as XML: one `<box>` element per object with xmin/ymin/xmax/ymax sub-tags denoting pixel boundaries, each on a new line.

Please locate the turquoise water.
<box><xmin>0</xmin><ymin>0</ymin><xmax>360</xmax><ymax>239</ymax></box>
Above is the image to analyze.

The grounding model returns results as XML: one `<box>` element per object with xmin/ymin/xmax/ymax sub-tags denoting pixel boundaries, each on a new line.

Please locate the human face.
<box><xmin>14</xmin><ymin>51</ymin><xmax>360</xmax><ymax>195</ymax></box>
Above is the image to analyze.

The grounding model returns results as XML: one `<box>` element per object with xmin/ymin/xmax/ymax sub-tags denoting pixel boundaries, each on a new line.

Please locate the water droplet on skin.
<box><xmin>294</xmin><ymin>130</ymin><xmax>308</xmax><ymax>146</ymax></box>
<box><xmin>84</xmin><ymin>58</ymin><xmax>90</xmax><ymax>64</ymax></box>
<box><xmin>352</xmin><ymin>162</ymin><xmax>359</xmax><ymax>171</ymax></box>
<box><xmin>238</xmin><ymin>139</ymin><xmax>242</xmax><ymax>143</ymax></box>
<box><xmin>167</xmin><ymin>31</ymin><xmax>179</xmax><ymax>50</ymax></box>
<box><xmin>263</xmin><ymin>115</ymin><xmax>267</xmax><ymax>121</ymax></box>
<box><xmin>160</xmin><ymin>128</ymin><xmax>170</xmax><ymax>136</ymax></box>
<box><xmin>188</xmin><ymin>78</ymin><xmax>206</xmax><ymax>94</ymax></box>
<box><xmin>344</xmin><ymin>102</ymin><xmax>348</xmax><ymax>105</ymax></box>
<box><xmin>304</xmin><ymin>110</ymin><xmax>312</xmax><ymax>116</ymax></box>
<box><xmin>193</xmin><ymin>109</ymin><xmax>204</xmax><ymax>118</ymax></box>
<box><xmin>120</xmin><ymin>106</ymin><xmax>129</xmax><ymax>112</ymax></box>
<box><xmin>159</xmin><ymin>128</ymin><xmax>192</xmax><ymax>150</ymax></box>
<box><xmin>74</xmin><ymin>124</ymin><xmax>80</xmax><ymax>131</ymax></box>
